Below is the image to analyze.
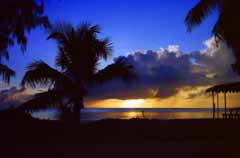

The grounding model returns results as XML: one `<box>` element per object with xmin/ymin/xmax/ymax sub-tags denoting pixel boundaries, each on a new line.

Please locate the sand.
<box><xmin>0</xmin><ymin>110</ymin><xmax>240</xmax><ymax>157</ymax></box>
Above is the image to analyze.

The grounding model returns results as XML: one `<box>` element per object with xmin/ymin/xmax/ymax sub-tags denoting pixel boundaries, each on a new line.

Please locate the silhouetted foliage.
<box><xmin>186</xmin><ymin>0</ymin><xmax>240</xmax><ymax>74</ymax></box>
<box><xmin>20</xmin><ymin>22</ymin><xmax>136</xmax><ymax>123</ymax></box>
<box><xmin>0</xmin><ymin>0</ymin><xmax>50</xmax><ymax>83</ymax></box>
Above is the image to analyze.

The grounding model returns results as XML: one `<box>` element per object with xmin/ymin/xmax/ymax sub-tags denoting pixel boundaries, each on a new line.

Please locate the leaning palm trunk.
<box><xmin>73</xmin><ymin>100</ymin><xmax>80</xmax><ymax>123</ymax></box>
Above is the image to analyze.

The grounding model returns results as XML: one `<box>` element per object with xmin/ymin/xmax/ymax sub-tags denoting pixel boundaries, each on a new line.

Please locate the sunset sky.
<box><xmin>0</xmin><ymin>0</ymin><xmax>240</xmax><ymax>109</ymax></box>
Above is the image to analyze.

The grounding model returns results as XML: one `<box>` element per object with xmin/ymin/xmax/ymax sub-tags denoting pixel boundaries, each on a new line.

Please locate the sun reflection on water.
<box><xmin>123</xmin><ymin>112</ymin><xmax>144</xmax><ymax>119</ymax></box>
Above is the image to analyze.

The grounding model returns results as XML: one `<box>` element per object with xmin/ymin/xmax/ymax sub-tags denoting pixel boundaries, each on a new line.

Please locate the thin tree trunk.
<box><xmin>73</xmin><ymin>97</ymin><xmax>84</xmax><ymax>124</ymax></box>
<box><xmin>79</xmin><ymin>97</ymin><xmax>84</xmax><ymax>122</ymax></box>
<box><xmin>73</xmin><ymin>100</ymin><xmax>80</xmax><ymax>124</ymax></box>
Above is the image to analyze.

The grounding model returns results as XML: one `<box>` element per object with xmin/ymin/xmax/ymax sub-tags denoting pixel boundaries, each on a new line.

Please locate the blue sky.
<box><xmin>4</xmin><ymin>0</ymin><xmax>218</xmax><ymax>87</ymax></box>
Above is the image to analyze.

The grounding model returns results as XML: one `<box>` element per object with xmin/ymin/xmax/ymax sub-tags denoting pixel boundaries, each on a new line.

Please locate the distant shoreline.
<box><xmin>30</xmin><ymin>107</ymin><xmax>226</xmax><ymax>122</ymax></box>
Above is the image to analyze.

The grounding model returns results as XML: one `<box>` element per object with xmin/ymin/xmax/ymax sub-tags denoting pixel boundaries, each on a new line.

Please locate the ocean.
<box><xmin>31</xmin><ymin>108</ymin><xmax>223</xmax><ymax>123</ymax></box>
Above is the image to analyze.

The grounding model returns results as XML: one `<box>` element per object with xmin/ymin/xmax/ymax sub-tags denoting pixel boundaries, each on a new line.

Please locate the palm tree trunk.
<box><xmin>73</xmin><ymin>97</ymin><xmax>84</xmax><ymax>124</ymax></box>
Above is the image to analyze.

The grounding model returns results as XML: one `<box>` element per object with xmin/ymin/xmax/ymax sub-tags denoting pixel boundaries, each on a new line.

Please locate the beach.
<box><xmin>0</xmin><ymin>111</ymin><xmax>240</xmax><ymax>158</ymax></box>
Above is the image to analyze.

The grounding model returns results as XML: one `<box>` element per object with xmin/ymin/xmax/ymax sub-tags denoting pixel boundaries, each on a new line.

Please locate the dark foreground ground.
<box><xmin>0</xmin><ymin>110</ymin><xmax>240</xmax><ymax>158</ymax></box>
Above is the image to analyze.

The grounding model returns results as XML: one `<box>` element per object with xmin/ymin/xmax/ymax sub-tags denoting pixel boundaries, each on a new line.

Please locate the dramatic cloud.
<box><xmin>1</xmin><ymin>38</ymin><xmax>239</xmax><ymax>109</ymax></box>
<box><xmin>87</xmin><ymin>38</ymin><xmax>240</xmax><ymax>100</ymax></box>
<box><xmin>193</xmin><ymin>37</ymin><xmax>237</xmax><ymax>81</ymax></box>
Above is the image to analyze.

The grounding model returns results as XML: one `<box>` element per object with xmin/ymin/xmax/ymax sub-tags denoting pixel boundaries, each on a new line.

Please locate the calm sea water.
<box><xmin>32</xmin><ymin>108</ymin><xmax>223</xmax><ymax>123</ymax></box>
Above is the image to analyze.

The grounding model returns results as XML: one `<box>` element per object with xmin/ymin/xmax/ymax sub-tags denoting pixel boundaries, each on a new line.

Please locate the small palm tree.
<box><xmin>0</xmin><ymin>0</ymin><xmax>50</xmax><ymax>83</ymax></box>
<box><xmin>185</xmin><ymin>0</ymin><xmax>240</xmax><ymax>73</ymax></box>
<box><xmin>20</xmin><ymin>22</ymin><xmax>136</xmax><ymax>123</ymax></box>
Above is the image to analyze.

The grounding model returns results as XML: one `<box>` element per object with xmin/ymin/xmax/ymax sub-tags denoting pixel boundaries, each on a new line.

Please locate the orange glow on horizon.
<box><xmin>85</xmin><ymin>86</ymin><xmax>240</xmax><ymax>108</ymax></box>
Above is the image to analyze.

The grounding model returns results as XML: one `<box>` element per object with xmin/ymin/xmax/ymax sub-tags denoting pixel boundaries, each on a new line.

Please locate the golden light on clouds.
<box><xmin>86</xmin><ymin>86</ymin><xmax>240</xmax><ymax>108</ymax></box>
<box><xmin>122</xmin><ymin>99</ymin><xmax>145</xmax><ymax>108</ymax></box>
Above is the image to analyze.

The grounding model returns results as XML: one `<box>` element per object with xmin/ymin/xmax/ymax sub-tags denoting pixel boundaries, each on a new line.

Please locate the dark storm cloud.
<box><xmin>88</xmin><ymin>40</ymin><xmax>240</xmax><ymax>100</ymax></box>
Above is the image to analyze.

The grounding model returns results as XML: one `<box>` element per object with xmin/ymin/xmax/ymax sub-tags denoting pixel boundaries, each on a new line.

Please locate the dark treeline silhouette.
<box><xmin>20</xmin><ymin>22</ymin><xmax>136</xmax><ymax>123</ymax></box>
<box><xmin>0</xmin><ymin>0</ymin><xmax>49</xmax><ymax>83</ymax></box>
<box><xmin>186</xmin><ymin>0</ymin><xmax>240</xmax><ymax>74</ymax></box>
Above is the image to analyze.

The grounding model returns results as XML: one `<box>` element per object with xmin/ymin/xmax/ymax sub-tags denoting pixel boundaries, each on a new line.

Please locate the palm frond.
<box><xmin>19</xmin><ymin>90</ymin><xmax>65</xmax><ymax>111</ymax></box>
<box><xmin>77</xmin><ymin>23</ymin><xmax>112</xmax><ymax>59</ymax></box>
<box><xmin>47</xmin><ymin>21</ymin><xmax>73</xmax><ymax>41</ymax></box>
<box><xmin>94</xmin><ymin>37</ymin><xmax>113</xmax><ymax>60</ymax></box>
<box><xmin>185</xmin><ymin>0</ymin><xmax>219</xmax><ymax>32</ymax></box>
<box><xmin>0</xmin><ymin>0</ymin><xmax>50</xmax><ymax>52</ymax></box>
<box><xmin>0</xmin><ymin>64</ymin><xmax>15</xmax><ymax>83</ymax></box>
<box><xmin>90</xmin><ymin>24</ymin><xmax>101</xmax><ymax>34</ymax></box>
<box><xmin>47</xmin><ymin>32</ymin><xmax>69</xmax><ymax>46</ymax></box>
<box><xmin>21</xmin><ymin>60</ymin><xmax>70</xmax><ymax>88</ymax></box>
<box><xmin>48</xmin><ymin>22</ymin><xmax>75</xmax><ymax>71</ymax></box>
<box><xmin>0</xmin><ymin>35</ymin><xmax>14</xmax><ymax>55</ymax></box>
<box><xmin>55</xmin><ymin>49</ymin><xmax>71</xmax><ymax>71</ymax></box>
<box><xmin>77</xmin><ymin>22</ymin><xmax>101</xmax><ymax>36</ymax></box>
<box><xmin>94</xmin><ymin>59</ymin><xmax>137</xmax><ymax>84</ymax></box>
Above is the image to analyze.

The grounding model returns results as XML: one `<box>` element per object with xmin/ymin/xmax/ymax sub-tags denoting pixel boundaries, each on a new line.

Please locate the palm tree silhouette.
<box><xmin>20</xmin><ymin>22</ymin><xmax>136</xmax><ymax>123</ymax></box>
<box><xmin>0</xmin><ymin>0</ymin><xmax>50</xmax><ymax>83</ymax></box>
<box><xmin>185</xmin><ymin>0</ymin><xmax>240</xmax><ymax>73</ymax></box>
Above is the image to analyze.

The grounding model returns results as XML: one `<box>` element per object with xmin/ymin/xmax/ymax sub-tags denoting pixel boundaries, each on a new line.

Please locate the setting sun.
<box><xmin>122</xmin><ymin>99</ymin><xmax>145</xmax><ymax>108</ymax></box>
